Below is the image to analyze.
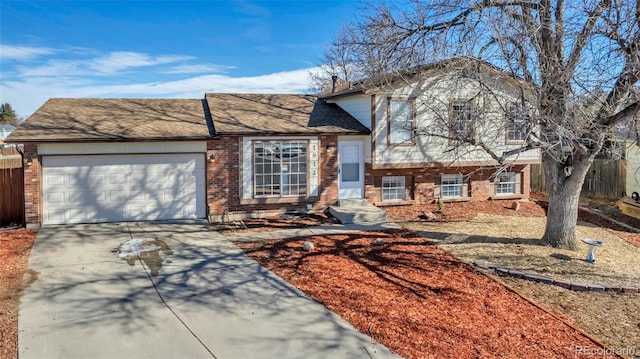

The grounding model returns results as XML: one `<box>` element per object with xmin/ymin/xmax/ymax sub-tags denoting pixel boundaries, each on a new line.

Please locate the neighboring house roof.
<box><xmin>8</xmin><ymin>98</ymin><xmax>211</xmax><ymax>142</ymax></box>
<box><xmin>0</xmin><ymin>125</ymin><xmax>16</xmax><ymax>141</ymax></box>
<box><xmin>322</xmin><ymin>56</ymin><xmax>527</xmax><ymax>99</ymax></box>
<box><xmin>205</xmin><ymin>93</ymin><xmax>370</xmax><ymax>135</ymax></box>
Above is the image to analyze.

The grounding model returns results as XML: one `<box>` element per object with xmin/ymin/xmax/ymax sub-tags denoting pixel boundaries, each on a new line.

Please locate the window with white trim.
<box><xmin>495</xmin><ymin>172</ymin><xmax>517</xmax><ymax>195</ymax></box>
<box><xmin>507</xmin><ymin>102</ymin><xmax>529</xmax><ymax>142</ymax></box>
<box><xmin>388</xmin><ymin>98</ymin><xmax>415</xmax><ymax>144</ymax></box>
<box><xmin>450</xmin><ymin>100</ymin><xmax>475</xmax><ymax>143</ymax></box>
<box><xmin>253</xmin><ymin>140</ymin><xmax>308</xmax><ymax>197</ymax></box>
<box><xmin>382</xmin><ymin>176</ymin><xmax>405</xmax><ymax>201</ymax></box>
<box><xmin>441</xmin><ymin>174</ymin><xmax>463</xmax><ymax>197</ymax></box>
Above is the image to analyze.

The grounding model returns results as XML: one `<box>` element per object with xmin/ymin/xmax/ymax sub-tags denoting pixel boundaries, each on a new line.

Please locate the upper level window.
<box><xmin>253</xmin><ymin>140</ymin><xmax>308</xmax><ymax>198</ymax></box>
<box><xmin>388</xmin><ymin>98</ymin><xmax>415</xmax><ymax>145</ymax></box>
<box><xmin>507</xmin><ymin>102</ymin><xmax>529</xmax><ymax>143</ymax></box>
<box><xmin>450</xmin><ymin>99</ymin><xmax>475</xmax><ymax>143</ymax></box>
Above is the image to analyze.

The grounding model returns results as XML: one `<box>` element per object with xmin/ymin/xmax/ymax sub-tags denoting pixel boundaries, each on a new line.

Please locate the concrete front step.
<box><xmin>328</xmin><ymin>201</ymin><xmax>388</xmax><ymax>224</ymax></box>
<box><xmin>336</xmin><ymin>198</ymin><xmax>370</xmax><ymax>207</ymax></box>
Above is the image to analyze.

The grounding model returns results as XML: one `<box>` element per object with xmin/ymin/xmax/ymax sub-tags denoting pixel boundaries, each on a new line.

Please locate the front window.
<box><xmin>495</xmin><ymin>172</ymin><xmax>516</xmax><ymax>195</ymax></box>
<box><xmin>253</xmin><ymin>140</ymin><xmax>308</xmax><ymax>197</ymax></box>
<box><xmin>388</xmin><ymin>98</ymin><xmax>415</xmax><ymax>144</ymax></box>
<box><xmin>507</xmin><ymin>102</ymin><xmax>528</xmax><ymax>143</ymax></box>
<box><xmin>441</xmin><ymin>174</ymin><xmax>463</xmax><ymax>198</ymax></box>
<box><xmin>450</xmin><ymin>100</ymin><xmax>475</xmax><ymax>143</ymax></box>
<box><xmin>382</xmin><ymin>176</ymin><xmax>405</xmax><ymax>201</ymax></box>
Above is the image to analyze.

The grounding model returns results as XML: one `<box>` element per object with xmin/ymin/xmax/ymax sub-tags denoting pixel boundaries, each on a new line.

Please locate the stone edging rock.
<box><xmin>473</xmin><ymin>260</ymin><xmax>640</xmax><ymax>294</ymax></box>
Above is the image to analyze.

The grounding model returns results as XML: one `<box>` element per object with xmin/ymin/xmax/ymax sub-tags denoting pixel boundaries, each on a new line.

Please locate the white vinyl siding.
<box><xmin>382</xmin><ymin>176</ymin><xmax>405</xmax><ymax>201</ymax></box>
<box><xmin>371</xmin><ymin>74</ymin><xmax>541</xmax><ymax>166</ymax></box>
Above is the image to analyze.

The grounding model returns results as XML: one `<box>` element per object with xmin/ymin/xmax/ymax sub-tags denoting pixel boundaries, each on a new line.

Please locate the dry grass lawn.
<box><xmin>404</xmin><ymin>213</ymin><xmax>640</xmax><ymax>287</ymax></box>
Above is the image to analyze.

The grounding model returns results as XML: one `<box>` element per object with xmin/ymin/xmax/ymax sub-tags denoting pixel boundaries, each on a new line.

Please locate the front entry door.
<box><xmin>338</xmin><ymin>140</ymin><xmax>364</xmax><ymax>199</ymax></box>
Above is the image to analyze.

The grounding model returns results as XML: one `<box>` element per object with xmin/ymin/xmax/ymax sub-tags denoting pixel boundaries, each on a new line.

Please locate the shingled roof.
<box><xmin>205</xmin><ymin>93</ymin><xmax>370</xmax><ymax>135</ymax></box>
<box><xmin>8</xmin><ymin>98</ymin><xmax>211</xmax><ymax>142</ymax></box>
<box><xmin>322</xmin><ymin>56</ymin><xmax>523</xmax><ymax>99</ymax></box>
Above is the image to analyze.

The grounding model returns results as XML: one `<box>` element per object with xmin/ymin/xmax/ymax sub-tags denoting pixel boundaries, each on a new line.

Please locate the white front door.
<box><xmin>338</xmin><ymin>140</ymin><xmax>364</xmax><ymax>199</ymax></box>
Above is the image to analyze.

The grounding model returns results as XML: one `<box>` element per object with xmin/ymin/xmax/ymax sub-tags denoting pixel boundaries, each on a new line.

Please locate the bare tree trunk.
<box><xmin>542</xmin><ymin>180</ymin><xmax>581</xmax><ymax>249</ymax></box>
<box><xmin>541</xmin><ymin>155</ymin><xmax>592</xmax><ymax>250</ymax></box>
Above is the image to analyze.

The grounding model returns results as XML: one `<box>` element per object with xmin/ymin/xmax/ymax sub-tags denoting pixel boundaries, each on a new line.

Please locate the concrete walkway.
<box><xmin>19</xmin><ymin>221</ymin><xmax>402</xmax><ymax>359</ymax></box>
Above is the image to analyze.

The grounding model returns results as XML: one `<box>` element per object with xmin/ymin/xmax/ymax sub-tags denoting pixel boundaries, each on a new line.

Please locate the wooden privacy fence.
<box><xmin>530</xmin><ymin>160</ymin><xmax>626</xmax><ymax>200</ymax></box>
<box><xmin>0</xmin><ymin>146</ymin><xmax>25</xmax><ymax>227</ymax></box>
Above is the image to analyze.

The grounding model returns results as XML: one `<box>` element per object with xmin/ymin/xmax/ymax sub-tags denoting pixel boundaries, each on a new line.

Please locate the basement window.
<box><xmin>494</xmin><ymin>172</ymin><xmax>521</xmax><ymax>195</ymax></box>
<box><xmin>441</xmin><ymin>174</ymin><xmax>463</xmax><ymax>198</ymax></box>
<box><xmin>382</xmin><ymin>176</ymin><xmax>405</xmax><ymax>201</ymax></box>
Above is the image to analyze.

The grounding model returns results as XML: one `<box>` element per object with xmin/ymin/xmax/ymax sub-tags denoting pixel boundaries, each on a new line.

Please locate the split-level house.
<box><xmin>8</xmin><ymin>57</ymin><xmax>539</xmax><ymax>227</ymax></box>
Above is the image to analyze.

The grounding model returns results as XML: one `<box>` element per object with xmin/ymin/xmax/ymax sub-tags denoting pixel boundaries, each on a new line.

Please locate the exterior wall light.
<box><xmin>208</xmin><ymin>154</ymin><xmax>216</xmax><ymax>163</ymax></box>
<box><xmin>26</xmin><ymin>156</ymin><xmax>34</xmax><ymax>166</ymax></box>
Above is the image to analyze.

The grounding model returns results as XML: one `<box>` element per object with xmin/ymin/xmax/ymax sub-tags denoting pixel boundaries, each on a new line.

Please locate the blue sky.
<box><xmin>1</xmin><ymin>0</ymin><xmax>361</xmax><ymax>117</ymax></box>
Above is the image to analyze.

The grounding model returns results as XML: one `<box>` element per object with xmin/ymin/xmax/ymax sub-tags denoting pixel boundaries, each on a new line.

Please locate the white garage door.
<box><xmin>42</xmin><ymin>154</ymin><xmax>206</xmax><ymax>225</ymax></box>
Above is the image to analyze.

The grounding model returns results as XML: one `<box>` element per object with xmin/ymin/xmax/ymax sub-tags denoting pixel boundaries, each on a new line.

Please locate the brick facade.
<box><xmin>206</xmin><ymin>135</ymin><xmax>530</xmax><ymax>222</ymax></box>
<box><xmin>365</xmin><ymin>164</ymin><xmax>531</xmax><ymax>205</ymax></box>
<box><xmin>205</xmin><ymin>135</ymin><xmax>340</xmax><ymax>221</ymax></box>
<box><xmin>23</xmin><ymin>143</ymin><xmax>41</xmax><ymax>227</ymax></box>
<box><xmin>21</xmin><ymin>136</ymin><xmax>532</xmax><ymax>226</ymax></box>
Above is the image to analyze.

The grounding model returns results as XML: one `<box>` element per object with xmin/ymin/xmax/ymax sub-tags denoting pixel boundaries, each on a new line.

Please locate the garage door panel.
<box><xmin>46</xmin><ymin>208</ymin><xmax>66</xmax><ymax>222</ymax></box>
<box><xmin>67</xmin><ymin>208</ymin><xmax>89</xmax><ymax>222</ymax></box>
<box><xmin>45</xmin><ymin>174</ymin><xmax>66</xmax><ymax>186</ymax></box>
<box><xmin>42</xmin><ymin>154</ymin><xmax>206</xmax><ymax>224</ymax></box>
<box><xmin>67</xmin><ymin>192</ymin><xmax>87</xmax><ymax>204</ymax></box>
<box><xmin>109</xmin><ymin>173</ymin><xmax>127</xmax><ymax>185</ymax></box>
<box><xmin>46</xmin><ymin>192</ymin><xmax>65</xmax><ymax>204</ymax></box>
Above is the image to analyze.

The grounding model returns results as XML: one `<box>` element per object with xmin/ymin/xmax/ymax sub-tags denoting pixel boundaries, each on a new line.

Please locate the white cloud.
<box><xmin>0</xmin><ymin>67</ymin><xmax>319</xmax><ymax>117</ymax></box>
<box><xmin>87</xmin><ymin>51</ymin><xmax>194</xmax><ymax>74</ymax></box>
<box><xmin>15</xmin><ymin>51</ymin><xmax>195</xmax><ymax>77</ymax></box>
<box><xmin>0</xmin><ymin>44</ymin><xmax>56</xmax><ymax>61</ymax></box>
<box><xmin>0</xmin><ymin>43</ymin><xmax>323</xmax><ymax>117</ymax></box>
<box><xmin>164</xmin><ymin>64</ymin><xmax>235</xmax><ymax>74</ymax></box>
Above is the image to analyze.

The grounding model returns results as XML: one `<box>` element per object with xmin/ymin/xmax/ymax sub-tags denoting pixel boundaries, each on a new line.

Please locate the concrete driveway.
<box><xmin>19</xmin><ymin>221</ymin><xmax>400</xmax><ymax>359</ymax></box>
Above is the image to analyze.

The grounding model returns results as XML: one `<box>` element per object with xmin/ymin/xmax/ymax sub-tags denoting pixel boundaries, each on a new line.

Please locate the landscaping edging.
<box><xmin>473</xmin><ymin>260</ymin><xmax>640</xmax><ymax>294</ymax></box>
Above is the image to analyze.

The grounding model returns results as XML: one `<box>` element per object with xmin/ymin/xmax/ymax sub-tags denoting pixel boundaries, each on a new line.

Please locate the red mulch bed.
<box><xmin>236</xmin><ymin>229</ymin><xmax>614</xmax><ymax>359</ymax></box>
<box><xmin>0</xmin><ymin>228</ymin><xmax>37</xmax><ymax>359</ymax></box>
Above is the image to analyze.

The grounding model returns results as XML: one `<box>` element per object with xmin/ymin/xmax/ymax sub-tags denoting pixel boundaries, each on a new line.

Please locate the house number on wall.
<box><xmin>309</xmin><ymin>140</ymin><xmax>319</xmax><ymax>196</ymax></box>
